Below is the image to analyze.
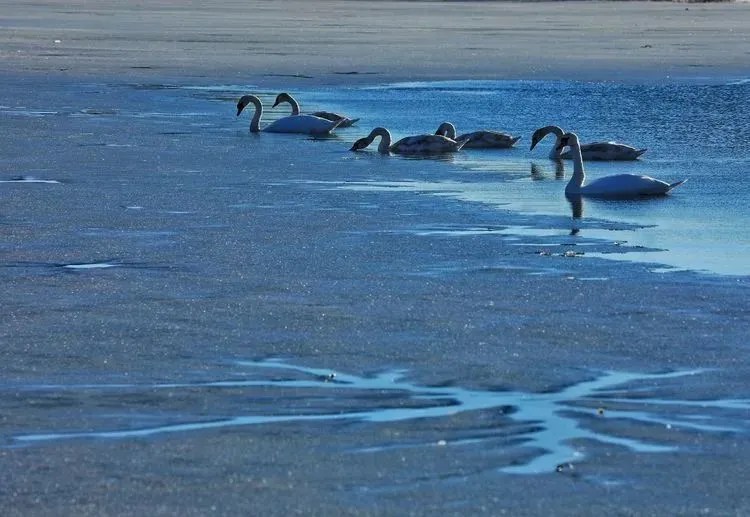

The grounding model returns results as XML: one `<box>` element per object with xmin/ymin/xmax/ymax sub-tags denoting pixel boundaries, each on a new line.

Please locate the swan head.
<box><xmin>530</xmin><ymin>125</ymin><xmax>565</xmax><ymax>151</ymax></box>
<box><xmin>272</xmin><ymin>92</ymin><xmax>293</xmax><ymax>108</ymax></box>
<box><xmin>236</xmin><ymin>95</ymin><xmax>260</xmax><ymax>117</ymax></box>
<box><xmin>350</xmin><ymin>137</ymin><xmax>370</xmax><ymax>152</ymax></box>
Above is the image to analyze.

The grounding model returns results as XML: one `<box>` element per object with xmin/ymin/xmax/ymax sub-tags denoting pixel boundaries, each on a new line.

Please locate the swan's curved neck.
<box><xmin>565</xmin><ymin>137</ymin><xmax>585</xmax><ymax>194</ymax></box>
<box><xmin>249</xmin><ymin>100</ymin><xmax>263</xmax><ymax>132</ymax></box>
<box><xmin>436</xmin><ymin>122</ymin><xmax>456</xmax><ymax>139</ymax></box>
<box><xmin>545</xmin><ymin>126</ymin><xmax>565</xmax><ymax>159</ymax></box>
<box><xmin>549</xmin><ymin>134</ymin><xmax>563</xmax><ymax>159</ymax></box>
<box><xmin>369</xmin><ymin>127</ymin><xmax>392</xmax><ymax>154</ymax></box>
<box><xmin>286</xmin><ymin>95</ymin><xmax>301</xmax><ymax>116</ymax></box>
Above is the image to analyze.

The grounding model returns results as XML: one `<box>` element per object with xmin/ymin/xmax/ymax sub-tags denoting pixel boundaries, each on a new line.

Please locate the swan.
<box><xmin>559</xmin><ymin>132</ymin><xmax>685</xmax><ymax>198</ymax></box>
<box><xmin>435</xmin><ymin>121</ymin><xmax>521</xmax><ymax>149</ymax></box>
<box><xmin>273</xmin><ymin>92</ymin><xmax>360</xmax><ymax>128</ymax></box>
<box><xmin>236</xmin><ymin>94</ymin><xmax>342</xmax><ymax>134</ymax></box>
<box><xmin>530</xmin><ymin>125</ymin><xmax>646</xmax><ymax>161</ymax></box>
<box><xmin>350</xmin><ymin>127</ymin><xmax>466</xmax><ymax>155</ymax></box>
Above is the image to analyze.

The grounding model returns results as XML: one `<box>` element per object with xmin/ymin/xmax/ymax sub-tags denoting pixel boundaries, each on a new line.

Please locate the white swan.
<box><xmin>273</xmin><ymin>92</ymin><xmax>360</xmax><ymax>128</ymax></box>
<box><xmin>435</xmin><ymin>121</ymin><xmax>521</xmax><ymax>149</ymax></box>
<box><xmin>350</xmin><ymin>127</ymin><xmax>466</xmax><ymax>155</ymax></box>
<box><xmin>530</xmin><ymin>125</ymin><xmax>646</xmax><ymax>161</ymax></box>
<box><xmin>560</xmin><ymin>132</ymin><xmax>685</xmax><ymax>198</ymax></box>
<box><xmin>236</xmin><ymin>94</ymin><xmax>342</xmax><ymax>134</ymax></box>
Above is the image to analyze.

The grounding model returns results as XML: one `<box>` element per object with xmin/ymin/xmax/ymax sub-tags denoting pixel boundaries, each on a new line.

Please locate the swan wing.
<box><xmin>582</xmin><ymin>174</ymin><xmax>674</xmax><ymax>197</ymax></box>
<box><xmin>264</xmin><ymin>115</ymin><xmax>341</xmax><ymax>134</ymax></box>
<box><xmin>392</xmin><ymin>134</ymin><xmax>465</xmax><ymax>154</ymax></box>
<box><xmin>458</xmin><ymin>131</ymin><xmax>520</xmax><ymax>149</ymax></box>
<box><xmin>310</xmin><ymin>111</ymin><xmax>359</xmax><ymax>127</ymax></box>
<box><xmin>569</xmin><ymin>142</ymin><xmax>647</xmax><ymax>161</ymax></box>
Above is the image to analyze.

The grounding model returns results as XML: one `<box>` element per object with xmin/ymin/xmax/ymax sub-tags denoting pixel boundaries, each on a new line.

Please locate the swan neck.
<box><xmin>249</xmin><ymin>99</ymin><xmax>262</xmax><ymax>132</ymax></box>
<box><xmin>287</xmin><ymin>95</ymin><xmax>301</xmax><ymax>116</ymax></box>
<box><xmin>371</xmin><ymin>127</ymin><xmax>392</xmax><ymax>154</ymax></box>
<box><xmin>549</xmin><ymin>129</ymin><xmax>564</xmax><ymax>159</ymax></box>
<box><xmin>565</xmin><ymin>139</ymin><xmax>585</xmax><ymax>194</ymax></box>
<box><xmin>437</xmin><ymin>122</ymin><xmax>456</xmax><ymax>139</ymax></box>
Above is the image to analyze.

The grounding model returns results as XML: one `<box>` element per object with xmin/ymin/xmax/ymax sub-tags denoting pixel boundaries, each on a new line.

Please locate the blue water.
<box><xmin>3</xmin><ymin>75</ymin><xmax>750</xmax><ymax>497</ymax></box>
<box><xmin>4</xmin><ymin>78</ymin><xmax>747</xmax><ymax>275</ymax></box>
<box><xmin>295</xmin><ymin>79</ymin><xmax>750</xmax><ymax>276</ymax></box>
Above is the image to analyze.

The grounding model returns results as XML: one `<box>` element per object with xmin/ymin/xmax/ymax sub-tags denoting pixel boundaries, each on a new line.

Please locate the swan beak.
<box><xmin>236</xmin><ymin>99</ymin><xmax>247</xmax><ymax>117</ymax></box>
<box><xmin>529</xmin><ymin>138</ymin><xmax>539</xmax><ymax>151</ymax></box>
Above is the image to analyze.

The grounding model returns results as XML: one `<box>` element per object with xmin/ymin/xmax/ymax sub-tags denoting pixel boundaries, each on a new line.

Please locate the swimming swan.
<box><xmin>435</xmin><ymin>121</ymin><xmax>521</xmax><ymax>149</ymax></box>
<box><xmin>350</xmin><ymin>127</ymin><xmax>466</xmax><ymax>154</ymax></box>
<box><xmin>530</xmin><ymin>125</ymin><xmax>646</xmax><ymax>161</ymax></box>
<box><xmin>236</xmin><ymin>94</ymin><xmax>342</xmax><ymax>134</ymax></box>
<box><xmin>559</xmin><ymin>132</ymin><xmax>685</xmax><ymax>198</ymax></box>
<box><xmin>273</xmin><ymin>92</ymin><xmax>360</xmax><ymax>128</ymax></box>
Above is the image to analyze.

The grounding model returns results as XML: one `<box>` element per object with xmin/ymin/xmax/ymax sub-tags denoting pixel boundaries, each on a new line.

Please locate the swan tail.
<box><xmin>342</xmin><ymin>117</ymin><xmax>360</xmax><ymax>127</ymax></box>
<box><xmin>635</xmin><ymin>149</ymin><xmax>648</xmax><ymax>158</ymax></box>
<box><xmin>667</xmin><ymin>179</ymin><xmax>687</xmax><ymax>191</ymax></box>
<box><xmin>314</xmin><ymin>118</ymin><xmax>344</xmax><ymax>134</ymax></box>
<box><xmin>510</xmin><ymin>136</ymin><xmax>522</xmax><ymax>146</ymax></box>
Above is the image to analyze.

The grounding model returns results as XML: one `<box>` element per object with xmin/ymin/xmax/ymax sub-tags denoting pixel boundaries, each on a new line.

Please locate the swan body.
<box><xmin>435</xmin><ymin>122</ymin><xmax>521</xmax><ymax>149</ymax></box>
<box><xmin>560</xmin><ymin>132</ymin><xmax>685</xmax><ymax>198</ymax></box>
<box><xmin>530</xmin><ymin>125</ymin><xmax>646</xmax><ymax>161</ymax></box>
<box><xmin>236</xmin><ymin>94</ymin><xmax>342</xmax><ymax>134</ymax></box>
<box><xmin>350</xmin><ymin>127</ymin><xmax>466</xmax><ymax>155</ymax></box>
<box><xmin>273</xmin><ymin>92</ymin><xmax>360</xmax><ymax>128</ymax></box>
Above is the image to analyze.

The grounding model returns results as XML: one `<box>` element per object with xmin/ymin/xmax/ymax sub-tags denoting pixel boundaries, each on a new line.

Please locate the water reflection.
<box><xmin>567</xmin><ymin>194</ymin><xmax>584</xmax><ymax>235</ymax></box>
<box><xmin>398</xmin><ymin>152</ymin><xmax>456</xmax><ymax>164</ymax></box>
<box><xmin>348</xmin><ymin>149</ymin><xmax>456</xmax><ymax>163</ymax></box>
<box><xmin>530</xmin><ymin>160</ymin><xmax>565</xmax><ymax>181</ymax></box>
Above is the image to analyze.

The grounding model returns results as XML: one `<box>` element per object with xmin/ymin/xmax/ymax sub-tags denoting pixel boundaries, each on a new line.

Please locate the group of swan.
<box><xmin>237</xmin><ymin>92</ymin><xmax>685</xmax><ymax>198</ymax></box>
<box><xmin>349</xmin><ymin>122</ymin><xmax>521</xmax><ymax>155</ymax></box>
<box><xmin>236</xmin><ymin>93</ymin><xmax>355</xmax><ymax>135</ymax></box>
<box><xmin>350</xmin><ymin>127</ymin><xmax>467</xmax><ymax>154</ymax></box>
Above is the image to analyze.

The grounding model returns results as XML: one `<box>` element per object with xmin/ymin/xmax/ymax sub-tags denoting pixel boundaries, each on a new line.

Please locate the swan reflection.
<box><xmin>566</xmin><ymin>194</ymin><xmax>584</xmax><ymax>235</ymax></box>
<box><xmin>530</xmin><ymin>160</ymin><xmax>565</xmax><ymax>180</ymax></box>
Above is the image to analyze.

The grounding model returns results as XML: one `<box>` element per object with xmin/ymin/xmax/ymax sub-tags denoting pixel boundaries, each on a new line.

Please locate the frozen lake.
<box><xmin>1</xmin><ymin>73</ymin><xmax>749</xmax><ymax>516</ymax></box>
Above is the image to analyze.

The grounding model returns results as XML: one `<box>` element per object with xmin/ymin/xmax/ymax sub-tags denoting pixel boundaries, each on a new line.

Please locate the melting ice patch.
<box><xmin>0</xmin><ymin>176</ymin><xmax>60</xmax><ymax>184</ymax></box>
<box><xmin>61</xmin><ymin>262</ymin><xmax>120</xmax><ymax>270</ymax></box>
<box><xmin>8</xmin><ymin>360</ymin><xmax>749</xmax><ymax>475</ymax></box>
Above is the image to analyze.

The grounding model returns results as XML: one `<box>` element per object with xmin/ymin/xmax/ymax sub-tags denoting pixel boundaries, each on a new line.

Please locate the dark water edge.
<box><xmin>1</xmin><ymin>71</ymin><xmax>750</xmax><ymax>516</ymax></box>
